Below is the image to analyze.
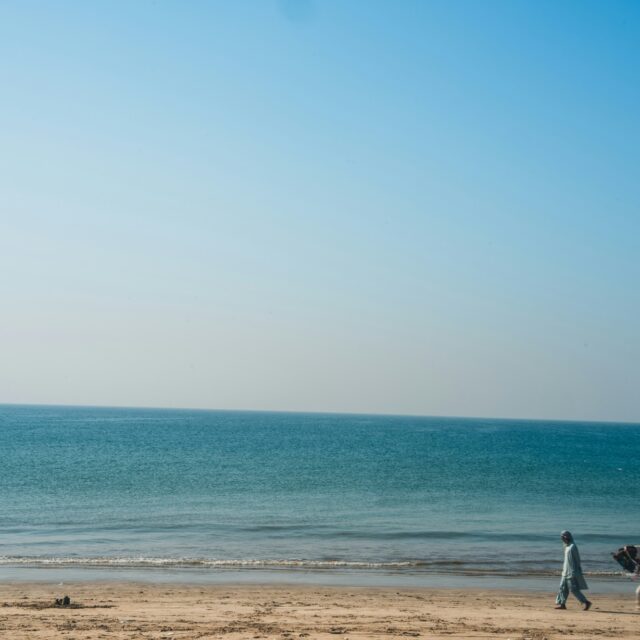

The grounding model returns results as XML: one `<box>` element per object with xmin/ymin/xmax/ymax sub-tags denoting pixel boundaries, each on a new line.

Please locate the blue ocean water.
<box><xmin>1</xmin><ymin>404</ymin><xmax>639</xmax><ymax>582</ymax></box>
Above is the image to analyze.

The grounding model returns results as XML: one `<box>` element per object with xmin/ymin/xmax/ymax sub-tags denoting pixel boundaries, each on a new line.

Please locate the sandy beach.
<box><xmin>1</xmin><ymin>582</ymin><xmax>638</xmax><ymax>639</ymax></box>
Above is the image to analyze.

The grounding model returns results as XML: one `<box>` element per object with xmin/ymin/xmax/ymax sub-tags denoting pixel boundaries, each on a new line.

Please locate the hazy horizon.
<box><xmin>1</xmin><ymin>1</ymin><xmax>639</xmax><ymax>422</ymax></box>
<box><xmin>2</xmin><ymin>401</ymin><xmax>639</xmax><ymax>427</ymax></box>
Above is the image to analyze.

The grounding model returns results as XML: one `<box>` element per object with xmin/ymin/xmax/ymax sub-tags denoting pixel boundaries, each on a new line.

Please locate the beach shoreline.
<box><xmin>1</xmin><ymin>581</ymin><xmax>638</xmax><ymax>639</ymax></box>
<box><xmin>0</xmin><ymin>565</ymin><xmax>635</xmax><ymax>594</ymax></box>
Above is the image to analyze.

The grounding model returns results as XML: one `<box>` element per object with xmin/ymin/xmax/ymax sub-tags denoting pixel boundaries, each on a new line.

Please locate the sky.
<box><xmin>1</xmin><ymin>0</ymin><xmax>638</xmax><ymax>422</ymax></box>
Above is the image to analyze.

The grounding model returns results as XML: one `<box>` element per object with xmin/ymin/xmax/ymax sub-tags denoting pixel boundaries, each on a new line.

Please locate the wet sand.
<box><xmin>1</xmin><ymin>582</ymin><xmax>638</xmax><ymax>639</ymax></box>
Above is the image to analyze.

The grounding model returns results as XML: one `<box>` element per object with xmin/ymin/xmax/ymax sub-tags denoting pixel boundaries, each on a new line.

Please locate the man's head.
<box><xmin>561</xmin><ymin>530</ymin><xmax>573</xmax><ymax>544</ymax></box>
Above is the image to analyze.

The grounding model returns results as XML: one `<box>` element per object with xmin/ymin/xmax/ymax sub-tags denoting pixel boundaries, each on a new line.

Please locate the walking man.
<box><xmin>555</xmin><ymin>530</ymin><xmax>592</xmax><ymax>610</ymax></box>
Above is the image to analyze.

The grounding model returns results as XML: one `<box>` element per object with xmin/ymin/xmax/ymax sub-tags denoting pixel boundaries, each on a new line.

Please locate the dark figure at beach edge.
<box><xmin>555</xmin><ymin>530</ymin><xmax>592</xmax><ymax>610</ymax></box>
<box><xmin>612</xmin><ymin>544</ymin><xmax>640</xmax><ymax>609</ymax></box>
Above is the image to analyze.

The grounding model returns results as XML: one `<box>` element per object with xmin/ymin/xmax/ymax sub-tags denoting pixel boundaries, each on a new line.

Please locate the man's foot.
<box><xmin>583</xmin><ymin>600</ymin><xmax>592</xmax><ymax>611</ymax></box>
<box><xmin>554</xmin><ymin>604</ymin><xmax>566</xmax><ymax>609</ymax></box>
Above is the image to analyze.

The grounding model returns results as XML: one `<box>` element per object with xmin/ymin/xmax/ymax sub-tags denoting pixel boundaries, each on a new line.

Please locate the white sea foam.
<box><xmin>0</xmin><ymin>556</ymin><xmax>417</xmax><ymax>569</ymax></box>
<box><xmin>0</xmin><ymin>556</ymin><xmax>625</xmax><ymax>576</ymax></box>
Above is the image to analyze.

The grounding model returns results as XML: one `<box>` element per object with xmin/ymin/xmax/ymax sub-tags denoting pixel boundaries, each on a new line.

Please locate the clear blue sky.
<box><xmin>1</xmin><ymin>0</ymin><xmax>638</xmax><ymax>421</ymax></box>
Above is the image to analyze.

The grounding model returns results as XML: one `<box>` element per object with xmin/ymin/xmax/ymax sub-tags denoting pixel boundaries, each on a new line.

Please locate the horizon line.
<box><xmin>1</xmin><ymin>401</ymin><xmax>639</xmax><ymax>427</ymax></box>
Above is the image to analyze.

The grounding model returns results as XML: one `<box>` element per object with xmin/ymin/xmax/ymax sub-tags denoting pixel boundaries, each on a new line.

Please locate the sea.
<box><xmin>1</xmin><ymin>404</ymin><xmax>639</xmax><ymax>590</ymax></box>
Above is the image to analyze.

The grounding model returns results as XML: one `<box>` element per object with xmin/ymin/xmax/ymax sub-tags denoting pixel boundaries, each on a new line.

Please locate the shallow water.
<box><xmin>1</xmin><ymin>404</ymin><xmax>638</xmax><ymax>585</ymax></box>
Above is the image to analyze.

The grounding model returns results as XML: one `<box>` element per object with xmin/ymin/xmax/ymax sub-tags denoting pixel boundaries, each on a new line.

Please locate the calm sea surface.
<box><xmin>1</xmin><ymin>405</ymin><xmax>639</xmax><ymax>584</ymax></box>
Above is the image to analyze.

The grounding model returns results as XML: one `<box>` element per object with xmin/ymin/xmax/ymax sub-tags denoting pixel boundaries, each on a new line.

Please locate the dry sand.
<box><xmin>0</xmin><ymin>582</ymin><xmax>638</xmax><ymax>639</ymax></box>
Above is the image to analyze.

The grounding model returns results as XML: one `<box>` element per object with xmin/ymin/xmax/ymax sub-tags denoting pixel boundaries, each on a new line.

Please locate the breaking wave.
<box><xmin>0</xmin><ymin>556</ymin><xmax>626</xmax><ymax>577</ymax></box>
